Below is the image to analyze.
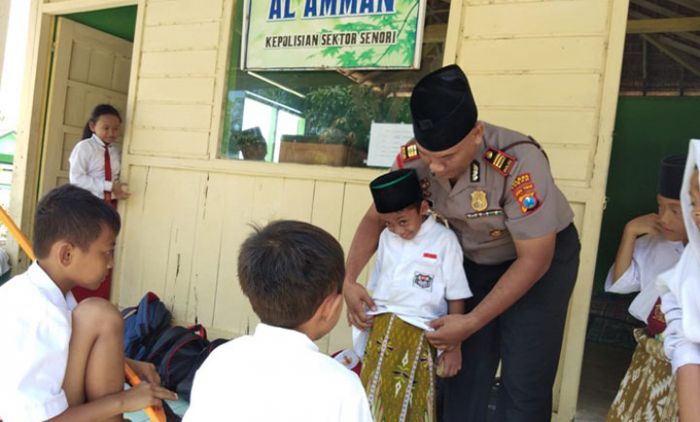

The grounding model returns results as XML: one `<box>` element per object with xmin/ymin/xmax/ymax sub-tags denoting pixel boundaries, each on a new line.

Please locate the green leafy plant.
<box><xmin>302</xmin><ymin>84</ymin><xmax>411</xmax><ymax>151</ymax></box>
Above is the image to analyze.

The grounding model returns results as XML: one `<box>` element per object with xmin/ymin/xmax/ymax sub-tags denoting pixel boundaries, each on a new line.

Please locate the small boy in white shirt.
<box><xmin>184</xmin><ymin>221</ymin><xmax>372</xmax><ymax>422</ymax></box>
<box><xmin>353</xmin><ymin>169</ymin><xmax>472</xmax><ymax>422</ymax></box>
<box><xmin>0</xmin><ymin>185</ymin><xmax>176</xmax><ymax>422</ymax></box>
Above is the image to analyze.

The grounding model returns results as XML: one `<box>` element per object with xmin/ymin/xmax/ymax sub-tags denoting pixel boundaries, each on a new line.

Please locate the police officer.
<box><xmin>344</xmin><ymin>64</ymin><xmax>581</xmax><ymax>421</ymax></box>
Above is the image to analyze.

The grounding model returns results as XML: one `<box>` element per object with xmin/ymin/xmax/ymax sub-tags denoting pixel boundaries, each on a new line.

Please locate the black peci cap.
<box><xmin>410</xmin><ymin>64</ymin><xmax>478</xmax><ymax>152</ymax></box>
<box><xmin>658</xmin><ymin>155</ymin><xmax>687</xmax><ymax>200</ymax></box>
<box><xmin>370</xmin><ymin>169</ymin><xmax>423</xmax><ymax>214</ymax></box>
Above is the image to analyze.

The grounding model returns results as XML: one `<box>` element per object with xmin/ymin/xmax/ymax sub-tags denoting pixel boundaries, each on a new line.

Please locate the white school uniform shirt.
<box><xmin>183</xmin><ymin>323</ymin><xmax>372</xmax><ymax>422</ymax></box>
<box><xmin>68</xmin><ymin>134</ymin><xmax>122</xmax><ymax>199</ymax></box>
<box><xmin>0</xmin><ymin>262</ymin><xmax>77</xmax><ymax>422</ymax></box>
<box><xmin>604</xmin><ymin>234</ymin><xmax>683</xmax><ymax>322</ymax></box>
<box><xmin>367</xmin><ymin>216</ymin><xmax>472</xmax><ymax>331</ymax></box>
<box><xmin>658</xmin><ymin>139</ymin><xmax>700</xmax><ymax>372</ymax></box>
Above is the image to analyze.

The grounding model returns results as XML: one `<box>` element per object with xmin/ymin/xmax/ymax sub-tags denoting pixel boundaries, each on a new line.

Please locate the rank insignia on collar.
<box><xmin>470</xmin><ymin>160</ymin><xmax>480</xmax><ymax>182</ymax></box>
<box><xmin>471</xmin><ymin>190</ymin><xmax>488</xmax><ymax>212</ymax></box>
<box><xmin>484</xmin><ymin>148</ymin><xmax>516</xmax><ymax>176</ymax></box>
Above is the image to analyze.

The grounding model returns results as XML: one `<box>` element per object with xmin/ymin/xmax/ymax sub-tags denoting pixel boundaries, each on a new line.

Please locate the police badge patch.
<box><xmin>413</xmin><ymin>272</ymin><xmax>434</xmax><ymax>291</ymax></box>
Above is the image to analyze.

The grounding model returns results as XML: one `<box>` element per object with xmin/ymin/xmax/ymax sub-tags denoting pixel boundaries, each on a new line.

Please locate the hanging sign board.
<box><xmin>242</xmin><ymin>0</ymin><xmax>427</xmax><ymax>70</ymax></box>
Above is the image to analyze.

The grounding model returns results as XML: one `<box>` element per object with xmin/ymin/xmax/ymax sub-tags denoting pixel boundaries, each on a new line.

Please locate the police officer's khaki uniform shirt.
<box><xmin>396</xmin><ymin>122</ymin><xmax>574</xmax><ymax>265</ymax></box>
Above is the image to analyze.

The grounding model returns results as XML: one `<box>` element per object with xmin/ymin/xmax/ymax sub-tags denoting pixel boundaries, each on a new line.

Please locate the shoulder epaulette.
<box><xmin>483</xmin><ymin>147</ymin><xmax>516</xmax><ymax>176</ymax></box>
<box><xmin>396</xmin><ymin>141</ymin><xmax>420</xmax><ymax>168</ymax></box>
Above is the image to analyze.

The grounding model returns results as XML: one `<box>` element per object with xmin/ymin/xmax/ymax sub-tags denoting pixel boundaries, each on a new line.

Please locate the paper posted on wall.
<box><xmin>367</xmin><ymin>122</ymin><xmax>415</xmax><ymax>168</ymax></box>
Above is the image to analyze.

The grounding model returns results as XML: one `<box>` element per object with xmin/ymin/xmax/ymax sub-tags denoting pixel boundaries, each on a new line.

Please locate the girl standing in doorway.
<box><xmin>69</xmin><ymin>104</ymin><xmax>130</xmax><ymax>301</ymax></box>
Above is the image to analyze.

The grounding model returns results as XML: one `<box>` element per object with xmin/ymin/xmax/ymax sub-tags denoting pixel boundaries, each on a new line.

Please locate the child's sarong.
<box><xmin>360</xmin><ymin>313</ymin><xmax>436</xmax><ymax>422</ymax></box>
<box><xmin>606</xmin><ymin>328</ymin><xmax>678</xmax><ymax>421</ymax></box>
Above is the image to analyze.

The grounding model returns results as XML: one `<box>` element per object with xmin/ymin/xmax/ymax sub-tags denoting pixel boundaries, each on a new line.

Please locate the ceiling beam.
<box><xmin>630</xmin><ymin>10</ymin><xmax>700</xmax><ymax>48</ymax></box>
<box><xmin>642</xmin><ymin>33</ymin><xmax>700</xmax><ymax>78</ymax></box>
<box><xmin>628</xmin><ymin>17</ymin><xmax>700</xmax><ymax>34</ymax></box>
<box><xmin>664</xmin><ymin>0</ymin><xmax>700</xmax><ymax>14</ymax></box>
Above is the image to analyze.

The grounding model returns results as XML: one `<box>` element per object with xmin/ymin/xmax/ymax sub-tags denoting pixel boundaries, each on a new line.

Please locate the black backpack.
<box><xmin>122</xmin><ymin>292</ymin><xmax>172</xmax><ymax>360</ymax></box>
<box><xmin>147</xmin><ymin>324</ymin><xmax>227</xmax><ymax>401</ymax></box>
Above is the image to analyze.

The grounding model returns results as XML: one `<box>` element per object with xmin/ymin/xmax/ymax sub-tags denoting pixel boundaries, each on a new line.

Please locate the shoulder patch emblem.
<box><xmin>511</xmin><ymin>173</ymin><xmax>540</xmax><ymax>214</ymax></box>
<box><xmin>483</xmin><ymin>148</ymin><xmax>516</xmax><ymax>176</ymax></box>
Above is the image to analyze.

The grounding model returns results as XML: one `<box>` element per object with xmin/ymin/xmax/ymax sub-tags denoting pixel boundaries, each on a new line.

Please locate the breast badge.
<box><xmin>471</xmin><ymin>190</ymin><xmax>488</xmax><ymax>212</ymax></box>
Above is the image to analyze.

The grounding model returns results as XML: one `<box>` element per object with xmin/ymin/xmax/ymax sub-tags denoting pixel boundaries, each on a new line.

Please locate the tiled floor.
<box><xmin>575</xmin><ymin>341</ymin><xmax>633</xmax><ymax>421</ymax></box>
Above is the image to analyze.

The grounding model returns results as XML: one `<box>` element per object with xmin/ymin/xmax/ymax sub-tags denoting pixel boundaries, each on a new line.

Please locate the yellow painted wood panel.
<box><xmin>132</xmin><ymin>103</ymin><xmax>212</xmax><ymax>131</ymax></box>
<box><xmin>129</xmin><ymin>128</ymin><xmax>210</xmax><ymax>157</ymax></box>
<box><xmin>117</xmin><ymin>167</ymin><xmax>206</xmax><ymax>319</ymax></box>
<box><xmin>469</xmin><ymin>74</ymin><xmax>601</xmax><ymax>109</ymax></box>
<box><xmin>544</xmin><ymin>146</ymin><xmax>591</xmax><ymax>182</ymax></box>
<box><xmin>145</xmin><ymin>0</ymin><xmax>223</xmax><ymax>26</ymax></box>
<box><xmin>140</xmin><ymin>50</ymin><xmax>218</xmax><ymax>77</ymax></box>
<box><xmin>141</xmin><ymin>22</ymin><xmax>221</xmax><ymax>52</ymax></box>
<box><xmin>480</xmin><ymin>110</ymin><xmax>597</xmax><ymax>147</ymax></box>
<box><xmin>279</xmin><ymin>178</ymin><xmax>315</xmax><ymax>221</ymax></box>
<box><xmin>210</xmin><ymin>175</ymin><xmax>258</xmax><ymax>336</ymax></box>
<box><xmin>311</xmin><ymin>181</ymin><xmax>345</xmax><ymax>238</ymax></box>
<box><xmin>137</xmin><ymin>77</ymin><xmax>216</xmax><ymax>104</ymax></box>
<box><xmin>459</xmin><ymin>37</ymin><xmax>606</xmax><ymax>73</ymax></box>
<box><xmin>461</xmin><ymin>0</ymin><xmax>610</xmax><ymax>38</ymax></box>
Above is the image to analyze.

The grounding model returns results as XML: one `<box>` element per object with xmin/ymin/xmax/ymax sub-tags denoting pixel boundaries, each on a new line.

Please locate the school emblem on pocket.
<box><xmin>413</xmin><ymin>272</ymin><xmax>434</xmax><ymax>291</ymax></box>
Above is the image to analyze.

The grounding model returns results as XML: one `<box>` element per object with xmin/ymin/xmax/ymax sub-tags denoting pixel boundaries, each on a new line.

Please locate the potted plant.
<box><xmin>230</xmin><ymin>127</ymin><xmax>267</xmax><ymax>161</ymax></box>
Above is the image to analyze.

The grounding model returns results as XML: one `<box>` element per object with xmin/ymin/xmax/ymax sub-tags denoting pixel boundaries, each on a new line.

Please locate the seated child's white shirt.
<box><xmin>183</xmin><ymin>323</ymin><xmax>372</xmax><ymax>422</ymax></box>
<box><xmin>604</xmin><ymin>234</ymin><xmax>683</xmax><ymax>322</ymax></box>
<box><xmin>367</xmin><ymin>216</ymin><xmax>472</xmax><ymax>331</ymax></box>
<box><xmin>0</xmin><ymin>262</ymin><xmax>77</xmax><ymax>422</ymax></box>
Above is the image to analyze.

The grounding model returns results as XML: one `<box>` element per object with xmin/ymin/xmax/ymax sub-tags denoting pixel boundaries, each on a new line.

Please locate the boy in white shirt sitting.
<box><xmin>184</xmin><ymin>221</ymin><xmax>372</xmax><ymax>422</ymax></box>
<box><xmin>0</xmin><ymin>185</ymin><xmax>176</xmax><ymax>422</ymax></box>
<box><xmin>352</xmin><ymin>168</ymin><xmax>472</xmax><ymax>422</ymax></box>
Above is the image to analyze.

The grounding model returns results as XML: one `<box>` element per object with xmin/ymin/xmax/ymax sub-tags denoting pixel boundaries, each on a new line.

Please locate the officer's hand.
<box><xmin>426</xmin><ymin>314</ymin><xmax>478</xmax><ymax>350</ymax></box>
<box><xmin>343</xmin><ymin>281</ymin><xmax>376</xmax><ymax>330</ymax></box>
<box><xmin>625</xmin><ymin>213</ymin><xmax>661</xmax><ymax>237</ymax></box>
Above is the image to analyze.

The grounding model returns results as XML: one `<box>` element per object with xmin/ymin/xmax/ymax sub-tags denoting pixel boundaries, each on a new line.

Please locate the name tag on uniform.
<box><xmin>465</xmin><ymin>209</ymin><xmax>504</xmax><ymax>219</ymax></box>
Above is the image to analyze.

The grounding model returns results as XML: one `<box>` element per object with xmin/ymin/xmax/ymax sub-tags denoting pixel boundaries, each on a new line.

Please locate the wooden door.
<box><xmin>39</xmin><ymin>17</ymin><xmax>132</xmax><ymax>196</ymax></box>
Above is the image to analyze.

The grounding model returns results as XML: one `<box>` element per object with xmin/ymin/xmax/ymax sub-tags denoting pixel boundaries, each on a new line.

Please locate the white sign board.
<box><xmin>367</xmin><ymin>122</ymin><xmax>415</xmax><ymax>168</ymax></box>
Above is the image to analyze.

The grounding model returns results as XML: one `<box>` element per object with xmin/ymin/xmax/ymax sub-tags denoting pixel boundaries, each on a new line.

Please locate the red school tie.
<box><xmin>103</xmin><ymin>144</ymin><xmax>112</xmax><ymax>203</ymax></box>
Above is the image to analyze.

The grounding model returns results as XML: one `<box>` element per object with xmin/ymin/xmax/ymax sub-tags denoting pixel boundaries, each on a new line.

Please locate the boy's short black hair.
<box><xmin>33</xmin><ymin>185</ymin><xmax>121</xmax><ymax>259</ymax></box>
<box><xmin>237</xmin><ymin>220</ymin><xmax>345</xmax><ymax>329</ymax></box>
